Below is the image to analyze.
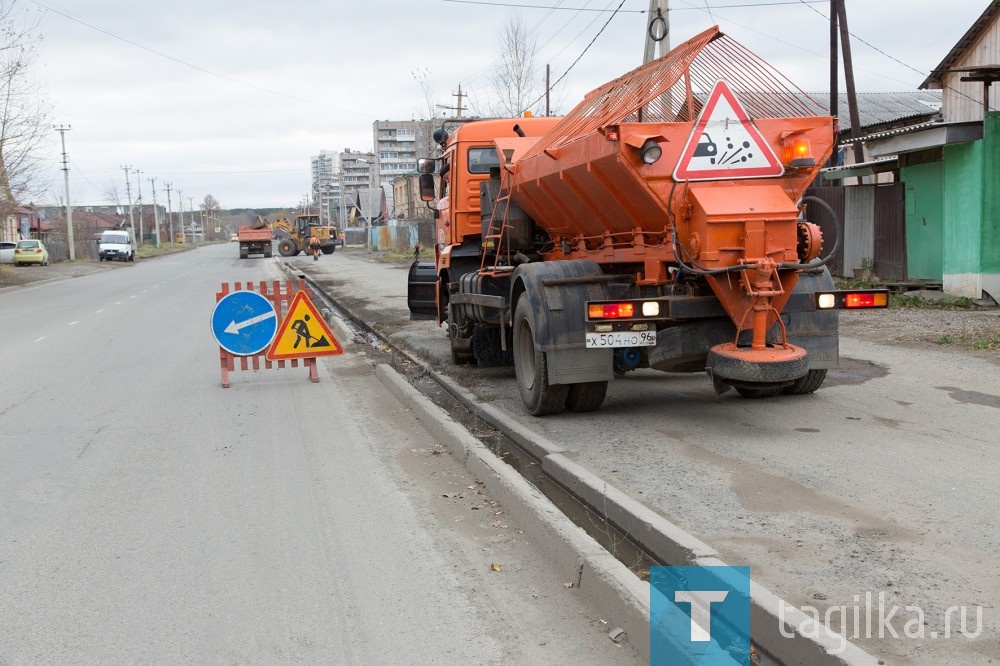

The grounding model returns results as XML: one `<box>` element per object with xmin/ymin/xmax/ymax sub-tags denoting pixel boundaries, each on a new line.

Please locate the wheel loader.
<box><xmin>272</xmin><ymin>213</ymin><xmax>342</xmax><ymax>257</ymax></box>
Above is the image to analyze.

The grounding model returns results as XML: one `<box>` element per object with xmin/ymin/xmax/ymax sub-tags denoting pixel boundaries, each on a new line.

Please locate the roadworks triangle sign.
<box><xmin>673</xmin><ymin>80</ymin><xmax>784</xmax><ymax>182</ymax></box>
<box><xmin>266</xmin><ymin>290</ymin><xmax>343</xmax><ymax>361</ymax></box>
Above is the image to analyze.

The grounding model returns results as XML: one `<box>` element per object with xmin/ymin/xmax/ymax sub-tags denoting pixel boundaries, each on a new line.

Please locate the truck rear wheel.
<box><xmin>321</xmin><ymin>244</ymin><xmax>335</xmax><ymax>255</ymax></box>
<box><xmin>566</xmin><ymin>381</ymin><xmax>608</xmax><ymax>412</ymax></box>
<box><xmin>513</xmin><ymin>293</ymin><xmax>568</xmax><ymax>416</ymax></box>
<box><xmin>278</xmin><ymin>239</ymin><xmax>298</xmax><ymax>257</ymax></box>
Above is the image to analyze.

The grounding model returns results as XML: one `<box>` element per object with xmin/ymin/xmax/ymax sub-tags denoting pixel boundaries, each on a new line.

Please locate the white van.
<box><xmin>98</xmin><ymin>229</ymin><xmax>136</xmax><ymax>262</ymax></box>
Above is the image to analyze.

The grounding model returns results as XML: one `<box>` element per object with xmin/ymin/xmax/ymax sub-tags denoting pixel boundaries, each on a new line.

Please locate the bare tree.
<box><xmin>103</xmin><ymin>180</ymin><xmax>122</xmax><ymax>209</ymax></box>
<box><xmin>411</xmin><ymin>67</ymin><xmax>437</xmax><ymax>120</ymax></box>
<box><xmin>200</xmin><ymin>194</ymin><xmax>222</xmax><ymax>238</ymax></box>
<box><xmin>0</xmin><ymin>1</ymin><xmax>48</xmax><ymax>227</ymax></box>
<box><xmin>487</xmin><ymin>14</ymin><xmax>542</xmax><ymax>117</ymax></box>
<box><xmin>200</xmin><ymin>194</ymin><xmax>222</xmax><ymax>214</ymax></box>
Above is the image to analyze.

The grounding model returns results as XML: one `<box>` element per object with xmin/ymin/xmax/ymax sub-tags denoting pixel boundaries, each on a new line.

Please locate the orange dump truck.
<box><xmin>237</xmin><ymin>216</ymin><xmax>273</xmax><ymax>259</ymax></box>
<box><xmin>408</xmin><ymin>27</ymin><xmax>887</xmax><ymax>415</ymax></box>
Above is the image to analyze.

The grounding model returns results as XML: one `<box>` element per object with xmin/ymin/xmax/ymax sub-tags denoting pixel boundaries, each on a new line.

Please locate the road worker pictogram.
<box><xmin>673</xmin><ymin>80</ymin><xmax>784</xmax><ymax>181</ymax></box>
<box><xmin>266</xmin><ymin>290</ymin><xmax>343</xmax><ymax>360</ymax></box>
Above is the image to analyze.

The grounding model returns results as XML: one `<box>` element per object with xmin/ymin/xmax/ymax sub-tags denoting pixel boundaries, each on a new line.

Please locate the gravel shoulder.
<box><xmin>840</xmin><ymin>305</ymin><xmax>1000</xmax><ymax>361</ymax></box>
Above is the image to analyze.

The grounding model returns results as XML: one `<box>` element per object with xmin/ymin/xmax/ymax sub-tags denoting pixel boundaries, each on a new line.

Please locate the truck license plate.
<box><xmin>584</xmin><ymin>331</ymin><xmax>657</xmax><ymax>348</ymax></box>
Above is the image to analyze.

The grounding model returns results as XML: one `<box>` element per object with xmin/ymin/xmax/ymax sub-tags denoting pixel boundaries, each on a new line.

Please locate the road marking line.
<box><xmin>68</xmin><ymin>321</ymin><xmax>79</xmax><ymax>326</ymax></box>
<box><xmin>96</xmin><ymin>309</ymin><xmax>104</xmax><ymax>313</ymax></box>
<box><xmin>34</xmin><ymin>336</ymin><xmax>46</xmax><ymax>342</ymax></box>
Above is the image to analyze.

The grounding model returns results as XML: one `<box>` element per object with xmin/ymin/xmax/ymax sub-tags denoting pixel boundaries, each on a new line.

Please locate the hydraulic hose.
<box><xmin>778</xmin><ymin>195</ymin><xmax>842</xmax><ymax>271</ymax></box>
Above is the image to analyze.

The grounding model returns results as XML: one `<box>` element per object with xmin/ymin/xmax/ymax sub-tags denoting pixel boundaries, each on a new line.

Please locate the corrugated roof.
<box><xmin>921</xmin><ymin>0</ymin><xmax>1000</xmax><ymax>89</ymax></box>
<box><xmin>797</xmin><ymin>91</ymin><xmax>941</xmax><ymax>132</ymax></box>
<box><xmin>838</xmin><ymin>121</ymin><xmax>939</xmax><ymax>146</ymax></box>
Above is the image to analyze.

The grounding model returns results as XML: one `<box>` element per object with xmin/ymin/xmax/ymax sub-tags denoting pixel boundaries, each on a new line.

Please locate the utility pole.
<box><xmin>177</xmin><ymin>189</ymin><xmax>184</xmax><ymax>243</ymax></box>
<box><xmin>545</xmin><ymin>65</ymin><xmax>550</xmax><ymax>117</ymax></box>
<box><xmin>164</xmin><ymin>182</ymin><xmax>174</xmax><ymax>246</ymax></box>
<box><xmin>827</xmin><ymin>0</ymin><xmax>839</xmax><ymax>169</ymax></box>
<box><xmin>643</xmin><ymin>0</ymin><xmax>669</xmax><ymax>64</ymax></box>
<box><xmin>121</xmin><ymin>165</ymin><xmax>135</xmax><ymax>235</ymax></box>
<box><xmin>55</xmin><ymin>125</ymin><xmax>75</xmax><ymax>260</ymax></box>
<box><xmin>134</xmin><ymin>169</ymin><xmax>144</xmax><ymax>245</ymax></box>
<box><xmin>836</xmin><ymin>0</ymin><xmax>866</xmax><ymax>181</ymax></box>
<box><xmin>148</xmin><ymin>177</ymin><xmax>161</xmax><ymax>248</ymax></box>
<box><xmin>437</xmin><ymin>85</ymin><xmax>467</xmax><ymax>117</ymax></box>
<box><xmin>188</xmin><ymin>197</ymin><xmax>194</xmax><ymax>243</ymax></box>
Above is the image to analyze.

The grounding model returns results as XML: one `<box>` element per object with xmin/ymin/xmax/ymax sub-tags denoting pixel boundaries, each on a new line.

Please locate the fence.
<box><xmin>343</xmin><ymin>221</ymin><xmax>436</xmax><ymax>251</ymax></box>
<box><xmin>803</xmin><ymin>183</ymin><xmax>906</xmax><ymax>280</ymax></box>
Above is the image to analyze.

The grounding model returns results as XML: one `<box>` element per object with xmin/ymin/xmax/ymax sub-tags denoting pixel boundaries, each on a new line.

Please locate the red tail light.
<box><xmin>845</xmin><ymin>292</ymin><xmax>887</xmax><ymax>308</ymax></box>
<box><xmin>816</xmin><ymin>290</ymin><xmax>889</xmax><ymax>309</ymax></box>
<box><xmin>588</xmin><ymin>303</ymin><xmax>634</xmax><ymax>319</ymax></box>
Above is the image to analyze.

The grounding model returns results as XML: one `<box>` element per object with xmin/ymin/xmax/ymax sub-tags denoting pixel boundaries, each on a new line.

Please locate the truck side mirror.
<box><xmin>418</xmin><ymin>173</ymin><xmax>436</xmax><ymax>202</ymax></box>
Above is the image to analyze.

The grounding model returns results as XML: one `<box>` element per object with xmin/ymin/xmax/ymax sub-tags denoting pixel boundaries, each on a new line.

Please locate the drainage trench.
<box><xmin>300</xmin><ymin>272</ymin><xmax>661</xmax><ymax>580</ymax></box>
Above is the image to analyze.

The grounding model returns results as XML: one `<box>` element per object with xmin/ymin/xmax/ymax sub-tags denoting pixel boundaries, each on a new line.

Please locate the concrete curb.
<box><xmin>376</xmin><ymin>364</ymin><xmax>653</xmax><ymax>655</ymax></box>
<box><xmin>424</xmin><ymin>371</ymin><xmax>882</xmax><ymax>666</ymax></box>
<box><xmin>293</xmin><ymin>261</ymin><xmax>883</xmax><ymax>666</ymax></box>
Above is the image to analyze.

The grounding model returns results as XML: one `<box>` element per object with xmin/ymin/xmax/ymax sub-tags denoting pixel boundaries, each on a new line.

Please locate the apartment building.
<box><xmin>311</xmin><ymin>149</ymin><xmax>380</xmax><ymax>225</ymax></box>
<box><xmin>372</xmin><ymin>119</ymin><xmax>440</xmax><ymax>216</ymax></box>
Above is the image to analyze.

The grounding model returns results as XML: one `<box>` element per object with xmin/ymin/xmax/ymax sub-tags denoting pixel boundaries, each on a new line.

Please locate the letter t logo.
<box><xmin>674</xmin><ymin>591</ymin><xmax>730</xmax><ymax>641</ymax></box>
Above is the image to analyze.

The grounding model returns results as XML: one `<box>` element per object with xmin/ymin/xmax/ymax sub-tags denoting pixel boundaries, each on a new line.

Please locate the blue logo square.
<box><xmin>650</xmin><ymin>565</ymin><xmax>751</xmax><ymax>666</ymax></box>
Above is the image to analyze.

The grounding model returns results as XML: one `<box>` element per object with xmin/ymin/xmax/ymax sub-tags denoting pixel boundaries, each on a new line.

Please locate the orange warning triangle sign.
<box><xmin>673</xmin><ymin>80</ymin><xmax>784</xmax><ymax>182</ymax></box>
<box><xmin>266</xmin><ymin>290</ymin><xmax>343</xmax><ymax>360</ymax></box>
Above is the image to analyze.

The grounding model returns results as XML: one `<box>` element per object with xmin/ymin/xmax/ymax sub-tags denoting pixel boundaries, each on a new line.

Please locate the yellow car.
<box><xmin>14</xmin><ymin>239</ymin><xmax>50</xmax><ymax>266</ymax></box>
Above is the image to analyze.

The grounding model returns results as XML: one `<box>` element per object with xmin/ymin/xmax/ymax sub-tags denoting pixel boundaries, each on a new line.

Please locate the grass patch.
<box><xmin>378</xmin><ymin>247</ymin><xmax>434</xmax><ymax>263</ymax></box>
<box><xmin>934</xmin><ymin>331</ymin><xmax>1000</xmax><ymax>350</ymax></box>
<box><xmin>889</xmin><ymin>293</ymin><xmax>987</xmax><ymax>310</ymax></box>
<box><xmin>136</xmin><ymin>241</ymin><xmax>207</xmax><ymax>259</ymax></box>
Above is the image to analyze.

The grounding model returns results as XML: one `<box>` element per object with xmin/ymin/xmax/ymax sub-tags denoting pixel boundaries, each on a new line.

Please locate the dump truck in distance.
<box><xmin>237</xmin><ymin>216</ymin><xmax>273</xmax><ymax>259</ymax></box>
<box><xmin>407</xmin><ymin>26</ymin><xmax>888</xmax><ymax>415</ymax></box>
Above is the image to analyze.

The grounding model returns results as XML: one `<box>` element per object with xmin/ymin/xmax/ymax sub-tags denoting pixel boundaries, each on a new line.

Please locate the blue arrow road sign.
<box><xmin>212</xmin><ymin>291</ymin><xmax>278</xmax><ymax>356</ymax></box>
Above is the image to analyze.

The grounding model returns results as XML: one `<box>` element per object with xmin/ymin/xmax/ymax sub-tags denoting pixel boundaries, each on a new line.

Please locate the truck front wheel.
<box><xmin>513</xmin><ymin>293</ymin><xmax>568</xmax><ymax>416</ymax></box>
<box><xmin>781</xmin><ymin>369</ymin><xmax>827</xmax><ymax>395</ymax></box>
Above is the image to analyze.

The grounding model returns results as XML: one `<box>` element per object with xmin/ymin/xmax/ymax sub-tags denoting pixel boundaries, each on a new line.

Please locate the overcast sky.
<box><xmin>22</xmin><ymin>0</ymin><xmax>992</xmax><ymax>211</ymax></box>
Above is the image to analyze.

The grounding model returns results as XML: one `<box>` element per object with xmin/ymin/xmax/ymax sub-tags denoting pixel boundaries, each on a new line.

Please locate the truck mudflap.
<box><xmin>512</xmin><ymin>260</ymin><xmax>613</xmax><ymax>385</ymax></box>
<box><xmin>407</xmin><ymin>261</ymin><xmax>438</xmax><ymax>320</ymax></box>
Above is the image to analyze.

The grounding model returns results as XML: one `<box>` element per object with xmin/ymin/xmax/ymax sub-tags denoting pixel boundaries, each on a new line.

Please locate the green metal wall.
<box><xmin>902</xmin><ymin>162</ymin><xmax>944</xmax><ymax>280</ymax></box>
<box><xmin>982</xmin><ymin>112</ymin><xmax>1000</xmax><ymax>275</ymax></box>
<box><xmin>942</xmin><ymin>141</ymin><xmax>982</xmax><ymax>276</ymax></box>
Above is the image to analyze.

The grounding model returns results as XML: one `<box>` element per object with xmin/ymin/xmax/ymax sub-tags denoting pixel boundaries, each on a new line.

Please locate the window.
<box><xmin>467</xmin><ymin>147</ymin><xmax>500</xmax><ymax>174</ymax></box>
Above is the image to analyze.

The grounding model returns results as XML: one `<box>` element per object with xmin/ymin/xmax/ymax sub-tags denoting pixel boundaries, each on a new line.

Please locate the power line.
<box><xmin>526</xmin><ymin>0</ymin><xmax>628</xmax><ymax>110</ymax></box>
<box><xmin>443</xmin><ymin>0</ymin><xmax>643</xmax><ymax>10</ymax></box>
<box><xmin>443</xmin><ymin>0</ymin><xmax>826</xmax><ymax>9</ymax></box>
<box><xmin>27</xmin><ymin>0</ymin><xmax>365</xmax><ymax>115</ymax></box>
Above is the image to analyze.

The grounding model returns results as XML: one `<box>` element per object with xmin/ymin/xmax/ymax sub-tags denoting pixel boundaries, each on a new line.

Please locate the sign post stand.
<box><xmin>212</xmin><ymin>279</ymin><xmax>332</xmax><ymax>387</ymax></box>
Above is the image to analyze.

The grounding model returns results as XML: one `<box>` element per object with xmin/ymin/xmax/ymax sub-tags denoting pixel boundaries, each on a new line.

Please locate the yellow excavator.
<box><xmin>270</xmin><ymin>213</ymin><xmax>343</xmax><ymax>257</ymax></box>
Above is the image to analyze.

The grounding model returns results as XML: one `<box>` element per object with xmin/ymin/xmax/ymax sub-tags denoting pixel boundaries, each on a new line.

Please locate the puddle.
<box><xmin>935</xmin><ymin>386</ymin><xmax>1000</xmax><ymax>410</ymax></box>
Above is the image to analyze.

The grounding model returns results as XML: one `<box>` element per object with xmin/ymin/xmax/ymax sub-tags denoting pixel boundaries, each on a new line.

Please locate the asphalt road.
<box><xmin>300</xmin><ymin>248</ymin><xmax>1000</xmax><ymax>665</ymax></box>
<box><xmin>0</xmin><ymin>244</ymin><xmax>638</xmax><ymax>665</ymax></box>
